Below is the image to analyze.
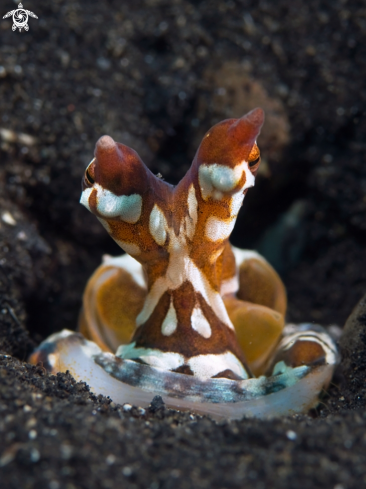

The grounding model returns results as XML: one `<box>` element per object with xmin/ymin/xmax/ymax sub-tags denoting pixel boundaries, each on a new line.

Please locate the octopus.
<box><xmin>30</xmin><ymin>108</ymin><xmax>338</xmax><ymax>419</ymax></box>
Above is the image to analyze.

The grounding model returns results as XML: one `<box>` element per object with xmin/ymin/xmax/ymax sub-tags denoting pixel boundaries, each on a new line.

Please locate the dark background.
<box><xmin>0</xmin><ymin>1</ymin><xmax>366</xmax><ymax>488</ymax></box>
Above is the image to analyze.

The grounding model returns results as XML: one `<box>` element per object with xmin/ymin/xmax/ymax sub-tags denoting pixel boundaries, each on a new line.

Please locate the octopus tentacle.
<box><xmin>29</xmin><ymin>330</ymin><xmax>337</xmax><ymax>420</ymax></box>
<box><xmin>79</xmin><ymin>254</ymin><xmax>147</xmax><ymax>352</ymax></box>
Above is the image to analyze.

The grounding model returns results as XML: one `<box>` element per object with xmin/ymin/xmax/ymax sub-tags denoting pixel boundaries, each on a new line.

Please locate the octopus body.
<box><xmin>30</xmin><ymin>109</ymin><xmax>338</xmax><ymax>419</ymax></box>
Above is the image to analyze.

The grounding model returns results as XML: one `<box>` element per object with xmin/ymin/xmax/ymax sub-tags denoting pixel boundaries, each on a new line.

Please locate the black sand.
<box><xmin>1</xmin><ymin>1</ymin><xmax>366</xmax><ymax>487</ymax></box>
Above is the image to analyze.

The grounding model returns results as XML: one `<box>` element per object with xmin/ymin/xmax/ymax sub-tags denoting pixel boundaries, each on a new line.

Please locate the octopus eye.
<box><xmin>249</xmin><ymin>156</ymin><xmax>260</xmax><ymax>167</ymax></box>
<box><xmin>248</xmin><ymin>144</ymin><xmax>261</xmax><ymax>169</ymax></box>
<box><xmin>84</xmin><ymin>160</ymin><xmax>96</xmax><ymax>186</ymax></box>
<box><xmin>85</xmin><ymin>168</ymin><xmax>95</xmax><ymax>185</ymax></box>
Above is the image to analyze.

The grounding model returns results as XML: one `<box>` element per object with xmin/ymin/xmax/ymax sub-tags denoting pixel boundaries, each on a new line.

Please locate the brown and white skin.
<box><xmin>75</xmin><ymin>108</ymin><xmax>335</xmax><ymax>381</ymax></box>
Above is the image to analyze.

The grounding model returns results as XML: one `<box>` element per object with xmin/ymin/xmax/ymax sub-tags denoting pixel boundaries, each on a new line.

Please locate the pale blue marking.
<box><xmin>96</xmin><ymin>186</ymin><xmax>142</xmax><ymax>223</ymax></box>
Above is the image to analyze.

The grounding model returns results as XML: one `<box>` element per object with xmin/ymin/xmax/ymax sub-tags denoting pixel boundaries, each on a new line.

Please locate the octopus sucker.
<box><xmin>30</xmin><ymin>108</ymin><xmax>339</xmax><ymax>418</ymax></box>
